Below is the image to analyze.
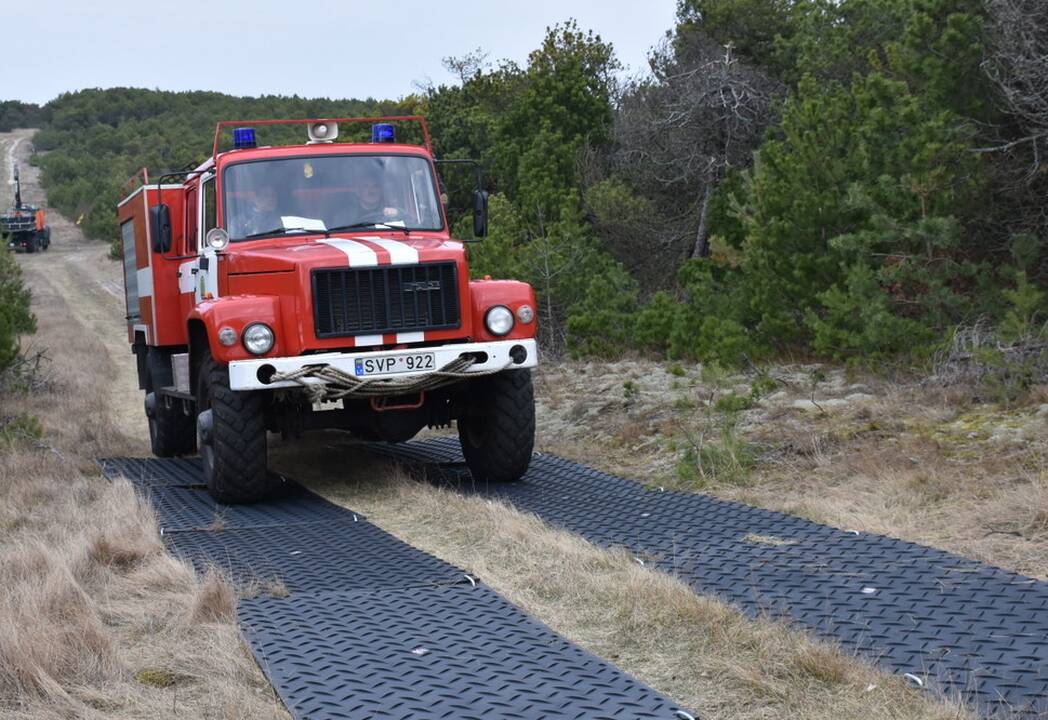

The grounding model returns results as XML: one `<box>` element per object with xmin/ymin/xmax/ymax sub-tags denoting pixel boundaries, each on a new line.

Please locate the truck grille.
<box><xmin>312</xmin><ymin>263</ymin><xmax>461</xmax><ymax>338</ymax></box>
<box><xmin>1</xmin><ymin>214</ymin><xmax>35</xmax><ymax>233</ymax></box>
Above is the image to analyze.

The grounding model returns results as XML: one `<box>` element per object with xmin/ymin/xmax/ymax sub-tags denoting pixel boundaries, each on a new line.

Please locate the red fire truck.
<box><xmin>117</xmin><ymin>117</ymin><xmax>537</xmax><ymax>502</ymax></box>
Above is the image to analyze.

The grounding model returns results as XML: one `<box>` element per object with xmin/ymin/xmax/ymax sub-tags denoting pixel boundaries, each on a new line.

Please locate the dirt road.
<box><xmin>2</xmin><ymin>129</ymin><xmax>148</xmax><ymax>450</ymax></box>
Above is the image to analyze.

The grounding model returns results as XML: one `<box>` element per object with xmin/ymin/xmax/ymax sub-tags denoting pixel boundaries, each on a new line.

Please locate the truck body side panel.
<box><xmin>116</xmin><ymin>184</ymin><xmax>186</xmax><ymax>347</ymax></box>
<box><xmin>146</xmin><ymin>186</ymin><xmax>187</xmax><ymax>347</ymax></box>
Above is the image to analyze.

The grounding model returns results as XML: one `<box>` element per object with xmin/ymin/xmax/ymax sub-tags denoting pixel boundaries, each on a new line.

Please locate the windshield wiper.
<box><xmin>325</xmin><ymin>222</ymin><xmax>411</xmax><ymax>235</ymax></box>
<box><xmin>238</xmin><ymin>226</ymin><xmax>313</xmax><ymax>240</ymax></box>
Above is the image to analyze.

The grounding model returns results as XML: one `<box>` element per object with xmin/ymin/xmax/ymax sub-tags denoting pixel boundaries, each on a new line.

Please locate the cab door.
<box><xmin>178</xmin><ymin>184</ymin><xmax>198</xmax><ymax>316</ymax></box>
<box><xmin>193</xmin><ymin>174</ymin><xmax>220</xmax><ymax>303</ymax></box>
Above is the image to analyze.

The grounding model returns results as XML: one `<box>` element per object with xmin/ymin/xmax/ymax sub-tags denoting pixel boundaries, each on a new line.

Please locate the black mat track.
<box><xmin>369</xmin><ymin>437</ymin><xmax>1048</xmax><ymax>718</ymax></box>
<box><xmin>100</xmin><ymin>456</ymin><xmax>695</xmax><ymax>720</ymax></box>
<box><xmin>240</xmin><ymin>586</ymin><xmax>688</xmax><ymax>720</ymax></box>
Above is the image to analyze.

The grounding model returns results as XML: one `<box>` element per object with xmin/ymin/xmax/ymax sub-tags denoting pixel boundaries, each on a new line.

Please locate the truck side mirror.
<box><xmin>472</xmin><ymin>190</ymin><xmax>489</xmax><ymax>238</ymax></box>
<box><xmin>150</xmin><ymin>204</ymin><xmax>172</xmax><ymax>253</ymax></box>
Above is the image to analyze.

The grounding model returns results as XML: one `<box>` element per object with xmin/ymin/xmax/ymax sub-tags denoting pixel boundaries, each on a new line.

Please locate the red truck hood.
<box><xmin>223</xmin><ymin>233</ymin><xmax>465</xmax><ymax>274</ymax></box>
<box><xmin>221</xmin><ymin>232</ymin><xmax>475</xmax><ymax>354</ymax></box>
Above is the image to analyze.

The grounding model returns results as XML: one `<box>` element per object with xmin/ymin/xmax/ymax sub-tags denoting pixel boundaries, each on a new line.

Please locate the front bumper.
<box><xmin>228</xmin><ymin>338</ymin><xmax>538</xmax><ymax>391</ymax></box>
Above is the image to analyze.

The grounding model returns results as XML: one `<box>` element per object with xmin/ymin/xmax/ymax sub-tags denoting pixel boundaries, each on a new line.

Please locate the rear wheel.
<box><xmin>457</xmin><ymin>370</ymin><xmax>535</xmax><ymax>482</ymax></box>
<box><xmin>40</xmin><ymin>227</ymin><xmax>50</xmax><ymax>250</ymax></box>
<box><xmin>145</xmin><ymin>350</ymin><xmax>195</xmax><ymax>457</ymax></box>
<box><xmin>196</xmin><ymin>350</ymin><xmax>278</xmax><ymax>503</ymax></box>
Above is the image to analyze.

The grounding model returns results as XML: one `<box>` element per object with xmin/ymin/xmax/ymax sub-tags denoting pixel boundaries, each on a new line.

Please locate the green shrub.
<box><xmin>676</xmin><ymin>418</ymin><xmax>755</xmax><ymax>487</ymax></box>
<box><xmin>0</xmin><ymin>248</ymin><xmax>35</xmax><ymax>372</ymax></box>
<box><xmin>665</xmin><ymin>260</ymin><xmax>762</xmax><ymax>365</ymax></box>
<box><xmin>749</xmin><ymin>373</ymin><xmax>779</xmax><ymax>401</ymax></box>
<box><xmin>808</xmin><ymin>262</ymin><xmax>935</xmax><ymax>361</ymax></box>
<box><xmin>0</xmin><ymin>414</ymin><xmax>43</xmax><ymax>445</ymax></box>
<box><xmin>714</xmin><ymin>392</ymin><xmax>753</xmax><ymax>413</ymax></box>
<box><xmin>998</xmin><ymin>271</ymin><xmax>1046</xmax><ymax>342</ymax></box>
<box><xmin>631</xmin><ymin>291</ymin><xmax>679</xmax><ymax>355</ymax></box>
<box><xmin>566</xmin><ymin>260</ymin><xmax>639</xmax><ymax>357</ymax></box>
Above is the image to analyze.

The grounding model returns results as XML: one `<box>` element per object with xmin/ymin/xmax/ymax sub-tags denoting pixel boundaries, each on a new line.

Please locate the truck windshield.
<box><xmin>223</xmin><ymin>155</ymin><xmax>443</xmax><ymax>240</ymax></box>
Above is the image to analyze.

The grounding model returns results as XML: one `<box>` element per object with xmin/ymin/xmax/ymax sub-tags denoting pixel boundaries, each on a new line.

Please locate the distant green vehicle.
<box><xmin>1</xmin><ymin>167</ymin><xmax>49</xmax><ymax>253</ymax></box>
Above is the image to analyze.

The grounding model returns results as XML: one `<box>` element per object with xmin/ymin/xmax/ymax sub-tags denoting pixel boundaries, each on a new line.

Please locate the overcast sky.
<box><xmin>4</xmin><ymin>1</ymin><xmax>678</xmax><ymax>105</ymax></box>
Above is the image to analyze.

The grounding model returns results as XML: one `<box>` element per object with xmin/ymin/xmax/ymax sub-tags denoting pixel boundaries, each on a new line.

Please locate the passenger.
<box><xmin>238</xmin><ymin>185</ymin><xmax>283</xmax><ymax>237</ymax></box>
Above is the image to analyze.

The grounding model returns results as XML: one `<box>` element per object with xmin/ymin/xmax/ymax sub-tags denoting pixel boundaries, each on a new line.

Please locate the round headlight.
<box><xmin>516</xmin><ymin>304</ymin><xmax>535</xmax><ymax>324</ymax></box>
<box><xmin>217</xmin><ymin>326</ymin><xmax>238</xmax><ymax>346</ymax></box>
<box><xmin>206</xmin><ymin>228</ymin><xmax>229</xmax><ymax>250</ymax></box>
<box><xmin>485</xmin><ymin>305</ymin><xmax>514</xmax><ymax>336</ymax></box>
<box><xmin>242</xmin><ymin>323</ymin><xmax>274</xmax><ymax>355</ymax></box>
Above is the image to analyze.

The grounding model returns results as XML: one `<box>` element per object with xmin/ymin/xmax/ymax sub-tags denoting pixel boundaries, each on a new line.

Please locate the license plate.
<box><xmin>354</xmin><ymin>352</ymin><xmax>435</xmax><ymax>377</ymax></box>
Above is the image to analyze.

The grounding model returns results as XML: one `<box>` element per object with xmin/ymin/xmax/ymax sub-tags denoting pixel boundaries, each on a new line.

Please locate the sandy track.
<box><xmin>2</xmin><ymin>130</ymin><xmax>148</xmax><ymax>450</ymax></box>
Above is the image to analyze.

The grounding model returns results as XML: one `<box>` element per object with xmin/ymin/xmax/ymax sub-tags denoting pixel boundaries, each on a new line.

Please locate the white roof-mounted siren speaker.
<box><xmin>307</xmin><ymin>121</ymin><xmax>339</xmax><ymax>144</ymax></box>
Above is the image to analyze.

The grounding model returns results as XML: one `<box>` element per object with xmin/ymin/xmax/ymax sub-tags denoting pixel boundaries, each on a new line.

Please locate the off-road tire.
<box><xmin>148</xmin><ymin>398</ymin><xmax>196</xmax><ymax>456</ymax></box>
<box><xmin>196</xmin><ymin>352</ymin><xmax>277</xmax><ymax>503</ymax></box>
<box><xmin>40</xmin><ymin>227</ymin><xmax>50</xmax><ymax>250</ymax></box>
<box><xmin>457</xmin><ymin>369</ymin><xmax>535</xmax><ymax>482</ymax></box>
<box><xmin>146</xmin><ymin>350</ymin><xmax>195</xmax><ymax>457</ymax></box>
<box><xmin>24</xmin><ymin>234</ymin><xmax>37</xmax><ymax>253</ymax></box>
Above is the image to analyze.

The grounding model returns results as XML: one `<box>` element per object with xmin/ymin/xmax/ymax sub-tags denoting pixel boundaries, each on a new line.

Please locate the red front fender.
<box><xmin>468</xmin><ymin>279</ymin><xmax>538</xmax><ymax>342</ymax></box>
<box><xmin>189</xmin><ymin>295</ymin><xmax>284</xmax><ymax>363</ymax></box>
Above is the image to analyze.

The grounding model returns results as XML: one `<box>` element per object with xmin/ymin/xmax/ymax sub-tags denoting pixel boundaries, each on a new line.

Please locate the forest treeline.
<box><xmin>10</xmin><ymin>0</ymin><xmax>1048</xmax><ymax>366</ymax></box>
<box><xmin>0</xmin><ymin>101</ymin><xmax>42</xmax><ymax>132</ymax></box>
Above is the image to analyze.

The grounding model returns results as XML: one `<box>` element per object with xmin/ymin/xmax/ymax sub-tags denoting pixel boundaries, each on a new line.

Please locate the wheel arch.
<box><xmin>187</xmin><ymin>319</ymin><xmax>210</xmax><ymax>395</ymax></box>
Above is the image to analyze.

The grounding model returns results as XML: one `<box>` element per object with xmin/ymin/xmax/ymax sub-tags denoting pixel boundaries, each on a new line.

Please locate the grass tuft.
<box><xmin>134</xmin><ymin>666</ymin><xmax>183</xmax><ymax>688</ymax></box>
<box><xmin>191</xmin><ymin>569</ymin><xmax>237</xmax><ymax>623</ymax></box>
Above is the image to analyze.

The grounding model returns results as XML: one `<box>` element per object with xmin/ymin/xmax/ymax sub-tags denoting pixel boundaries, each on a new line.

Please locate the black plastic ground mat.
<box><xmin>100</xmin><ymin>456</ymin><xmax>695</xmax><ymax>720</ymax></box>
<box><xmin>239</xmin><ymin>584</ymin><xmax>690</xmax><ymax>720</ymax></box>
<box><xmin>164</xmin><ymin>520</ymin><xmax>467</xmax><ymax>593</ymax></box>
<box><xmin>370</xmin><ymin>437</ymin><xmax>1048</xmax><ymax>718</ymax></box>
<box><xmin>99</xmin><ymin>456</ymin><xmax>205</xmax><ymax>488</ymax></box>
<box><xmin>102</xmin><ymin>457</ymin><xmax>357</xmax><ymax>532</ymax></box>
<box><xmin>144</xmin><ymin>484</ymin><xmax>359</xmax><ymax>532</ymax></box>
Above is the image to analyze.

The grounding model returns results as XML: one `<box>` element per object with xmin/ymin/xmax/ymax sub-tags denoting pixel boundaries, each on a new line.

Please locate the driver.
<box><xmin>330</xmin><ymin>165</ymin><xmax>402</xmax><ymax>228</ymax></box>
<box><xmin>357</xmin><ymin>173</ymin><xmax>400</xmax><ymax>223</ymax></box>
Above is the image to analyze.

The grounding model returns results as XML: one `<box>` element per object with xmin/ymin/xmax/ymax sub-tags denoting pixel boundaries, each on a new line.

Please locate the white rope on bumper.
<box><xmin>270</xmin><ymin>355</ymin><xmax>511</xmax><ymax>402</ymax></box>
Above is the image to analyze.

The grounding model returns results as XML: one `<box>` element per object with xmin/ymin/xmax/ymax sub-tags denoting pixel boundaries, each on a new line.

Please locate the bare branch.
<box><xmin>613</xmin><ymin>29</ymin><xmax>782</xmax><ymax>260</ymax></box>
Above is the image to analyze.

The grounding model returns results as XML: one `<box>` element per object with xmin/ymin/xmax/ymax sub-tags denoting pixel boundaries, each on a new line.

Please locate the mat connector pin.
<box><xmin>903</xmin><ymin>673</ymin><xmax>924</xmax><ymax>688</ymax></box>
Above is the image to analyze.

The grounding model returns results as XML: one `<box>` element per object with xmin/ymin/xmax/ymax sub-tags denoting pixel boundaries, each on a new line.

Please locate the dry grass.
<box><xmin>0</xmin><ymin>236</ymin><xmax>286</xmax><ymax>719</ymax></box>
<box><xmin>534</xmin><ymin>360</ymin><xmax>1048</xmax><ymax>580</ymax></box>
<box><xmin>735</xmin><ymin>392</ymin><xmax>1048</xmax><ymax>580</ymax></box>
<box><xmin>278</xmin><ymin>436</ymin><xmax>974</xmax><ymax>720</ymax></box>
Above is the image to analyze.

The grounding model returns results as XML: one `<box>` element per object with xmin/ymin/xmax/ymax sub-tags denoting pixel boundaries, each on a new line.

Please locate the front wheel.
<box><xmin>457</xmin><ymin>370</ymin><xmax>535</xmax><ymax>482</ymax></box>
<box><xmin>196</xmin><ymin>351</ymin><xmax>279</xmax><ymax>503</ymax></box>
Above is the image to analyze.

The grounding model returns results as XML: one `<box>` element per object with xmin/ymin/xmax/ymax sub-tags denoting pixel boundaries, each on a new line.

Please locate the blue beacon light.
<box><xmin>372</xmin><ymin>123</ymin><xmax>396</xmax><ymax>143</ymax></box>
<box><xmin>233</xmin><ymin>127</ymin><xmax>257</xmax><ymax>149</ymax></box>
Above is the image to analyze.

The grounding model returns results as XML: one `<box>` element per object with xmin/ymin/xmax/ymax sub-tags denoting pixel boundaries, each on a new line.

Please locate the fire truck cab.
<box><xmin>117</xmin><ymin>117</ymin><xmax>537</xmax><ymax>503</ymax></box>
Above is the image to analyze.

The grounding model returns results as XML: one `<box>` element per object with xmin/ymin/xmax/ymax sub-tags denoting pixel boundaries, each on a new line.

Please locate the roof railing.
<box><xmin>211</xmin><ymin>115</ymin><xmax>433</xmax><ymax>158</ymax></box>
